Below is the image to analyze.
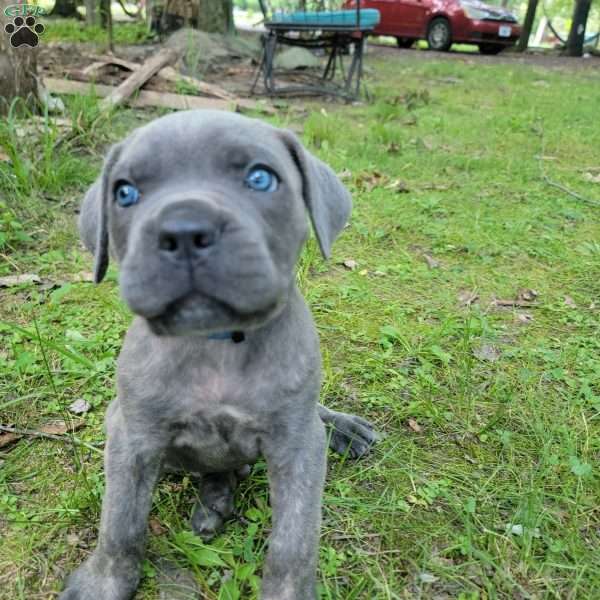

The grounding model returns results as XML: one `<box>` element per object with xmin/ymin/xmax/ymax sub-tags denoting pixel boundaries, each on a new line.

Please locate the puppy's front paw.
<box><xmin>60</xmin><ymin>556</ymin><xmax>140</xmax><ymax>600</ymax></box>
<box><xmin>325</xmin><ymin>411</ymin><xmax>379</xmax><ymax>459</ymax></box>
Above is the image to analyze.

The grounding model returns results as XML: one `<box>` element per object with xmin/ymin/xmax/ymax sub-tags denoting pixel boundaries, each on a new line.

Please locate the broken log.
<box><xmin>99</xmin><ymin>48</ymin><xmax>178</xmax><ymax>112</ymax></box>
<box><xmin>43</xmin><ymin>77</ymin><xmax>274</xmax><ymax>115</ymax></box>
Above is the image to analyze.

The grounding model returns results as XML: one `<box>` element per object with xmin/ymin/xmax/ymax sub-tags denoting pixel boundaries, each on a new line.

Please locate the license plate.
<box><xmin>499</xmin><ymin>25</ymin><xmax>511</xmax><ymax>37</ymax></box>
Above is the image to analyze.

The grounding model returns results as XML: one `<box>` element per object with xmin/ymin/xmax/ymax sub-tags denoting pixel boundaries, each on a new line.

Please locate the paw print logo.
<box><xmin>4</xmin><ymin>15</ymin><xmax>45</xmax><ymax>48</ymax></box>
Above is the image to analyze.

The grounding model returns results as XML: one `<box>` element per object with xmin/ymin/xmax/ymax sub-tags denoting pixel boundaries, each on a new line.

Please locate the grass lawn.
<box><xmin>1</xmin><ymin>43</ymin><xmax>600</xmax><ymax>599</ymax></box>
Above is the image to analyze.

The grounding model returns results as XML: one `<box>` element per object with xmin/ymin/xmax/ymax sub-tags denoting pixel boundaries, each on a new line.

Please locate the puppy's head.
<box><xmin>85</xmin><ymin>110</ymin><xmax>351</xmax><ymax>336</ymax></box>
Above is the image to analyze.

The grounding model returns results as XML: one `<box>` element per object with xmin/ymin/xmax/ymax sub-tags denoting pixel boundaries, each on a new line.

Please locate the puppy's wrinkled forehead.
<box><xmin>115</xmin><ymin>111</ymin><xmax>296</xmax><ymax>188</ymax></box>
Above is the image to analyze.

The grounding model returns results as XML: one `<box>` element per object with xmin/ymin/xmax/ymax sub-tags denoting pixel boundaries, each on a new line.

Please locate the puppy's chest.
<box><xmin>164</xmin><ymin>371</ymin><xmax>265</xmax><ymax>470</ymax></box>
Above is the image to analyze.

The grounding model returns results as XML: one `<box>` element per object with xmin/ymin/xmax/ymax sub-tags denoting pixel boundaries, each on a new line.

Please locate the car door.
<box><xmin>392</xmin><ymin>0</ymin><xmax>428</xmax><ymax>37</ymax></box>
<box><xmin>365</xmin><ymin>0</ymin><xmax>406</xmax><ymax>35</ymax></box>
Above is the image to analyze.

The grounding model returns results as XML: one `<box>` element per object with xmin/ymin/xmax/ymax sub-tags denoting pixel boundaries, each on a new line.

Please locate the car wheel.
<box><xmin>396</xmin><ymin>37</ymin><xmax>415</xmax><ymax>48</ymax></box>
<box><xmin>478</xmin><ymin>43</ymin><xmax>504</xmax><ymax>55</ymax></box>
<box><xmin>427</xmin><ymin>17</ymin><xmax>452</xmax><ymax>51</ymax></box>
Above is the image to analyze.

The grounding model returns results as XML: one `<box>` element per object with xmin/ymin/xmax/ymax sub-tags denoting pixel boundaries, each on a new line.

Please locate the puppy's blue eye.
<box><xmin>114</xmin><ymin>182</ymin><xmax>140</xmax><ymax>207</ymax></box>
<box><xmin>245</xmin><ymin>167</ymin><xmax>278</xmax><ymax>192</ymax></box>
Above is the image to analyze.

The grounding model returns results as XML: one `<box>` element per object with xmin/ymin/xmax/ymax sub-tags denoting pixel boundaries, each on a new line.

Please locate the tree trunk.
<box><xmin>50</xmin><ymin>0</ymin><xmax>80</xmax><ymax>17</ymax></box>
<box><xmin>0</xmin><ymin>1</ymin><xmax>39</xmax><ymax>114</ymax></box>
<box><xmin>566</xmin><ymin>0</ymin><xmax>592</xmax><ymax>56</ymax></box>
<box><xmin>99</xmin><ymin>0</ymin><xmax>110</xmax><ymax>27</ymax></box>
<box><xmin>516</xmin><ymin>0</ymin><xmax>538</xmax><ymax>51</ymax></box>
<box><xmin>85</xmin><ymin>0</ymin><xmax>98</xmax><ymax>25</ymax></box>
<box><xmin>195</xmin><ymin>0</ymin><xmax>233</xmax><ymax>33</ymax></box>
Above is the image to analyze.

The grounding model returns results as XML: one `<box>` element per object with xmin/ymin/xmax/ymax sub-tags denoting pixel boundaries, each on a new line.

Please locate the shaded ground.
<box><xmin>369</xmin><ymin>40</ymin><xmax>600</xmax><ymax>71</ymax></box>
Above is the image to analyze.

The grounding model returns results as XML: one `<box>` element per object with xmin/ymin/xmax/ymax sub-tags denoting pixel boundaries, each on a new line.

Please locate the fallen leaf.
<box><xmin>39</xmin><ymin>420</ymin><xmax>84</xmax><ymax>435</ymax></box>
<box><xmin>355</xmin><ymin>170</ymin><xmax>388</xmax><ymax>192</ymax></box>
<box><xmin>473</xmin><ymin>343</ymin><xmax>501</xmax><ymax>362</ymax></box>
<box><xmin>516</xmin><ymin>312</ymin><xmax>533</xmax><ymax>324</ymax></box>
<box><xmin>0</xmin><ymin>273</ymin><xmax>41</xmax><ymax>287</ymax></box>
<box><xmin>458</xmin><ymin>290</ymin><xmax>479</xmax><ymax>307</ymax></box>
<box><xmin>358</xmin><ymin>269</ymin><xmax>368</xmax><ymax>276</ymax></box>
<box><xmin>407</xmin><ymin>418</ymin><xmax>422</xmax><ymax>433</ymax></box>
<box><xmin>343</xmin><ymin>259</ymin><xmax>358</xmax><ymax>270</ymax></box>
<box><xmin>149</xmin><ymin>518</ymin><xmax>168</xmax><ymax>536</ymax></box>
<box><xmin>69</xmin><ymin>399</ymin><xmax>91</xmax><ymax>415</ymax></box>
<box><xmin>337</xmin><ymin>168</ymin><xmax>352</xmax><ymax>181</ymax></box>
<box><xmin>66</xmin><ymin>533</ymin><xmax>82</xmax><ymax>546</ymax></box>
<box><xmin>385</xmin><ymin>179</ymin><xmax>410</xmax><ymax>193</ymax></box>
<box><xmin>564</xmin><ymin>295</ymin><xmax>577</xmax><ymax>308</ymax></box>
<box><xmin>422</xmin><ymin>253</ymin><xmax>440</xmax><ymax>269</ymax></box>
<box><xmin>0</xmin><ymin>431</ymin><xmax>20</xmax><ymax>449</ymax></box>
<box><xmin>584</xmin><ymin>172</ymin><xmax>600</xmax><ymax>184</ymax></box>
<box><xmin>0</xmin><ymin>149</ymin><xmax>9</xmax><ymax>162</ymax></box>
<box><xmin>517</xmin><ymin>289</ymin><xmax>538</xmax><ymax>302</ymax></box>
<box><xmin>73</xmin><ymin>271</ymin><xmax>95</xmax><ymax>283</ymax></box>
<box><xmin>386</xmin><ymin>142</ymin><xmax>401</xmax><ymax>154</ymax></box>
<box><xmin>373</xmin><ymin>270</ymin><xmax>386</xmax><ymax>277</ymax></box>
<box><xmin>419</xmin><ymin>572</ymin><xmax>438</xmax><ymax>584</ymax></box>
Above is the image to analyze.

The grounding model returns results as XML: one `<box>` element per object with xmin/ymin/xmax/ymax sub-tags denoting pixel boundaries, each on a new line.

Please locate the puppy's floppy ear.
<box><xmin>78</xmin><ymin>143</ymin><xmax>123</xmax><ymax>284</ymax></box>
<box><xmin>280</xmin><ymin>130</ymin><xmax>351</xmax><ymax>259</ymax></box>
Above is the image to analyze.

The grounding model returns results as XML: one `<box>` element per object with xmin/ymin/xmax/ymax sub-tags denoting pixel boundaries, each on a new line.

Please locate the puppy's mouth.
<box><xmin>145</xmin><ymin>291</ymin><xmax>281</xmax><ymax>337</ymax></box>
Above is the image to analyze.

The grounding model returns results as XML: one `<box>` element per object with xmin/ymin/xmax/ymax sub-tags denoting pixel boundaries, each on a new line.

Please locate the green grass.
<box><xmin>2</xmin><ymin>53</ymin><xmax>600</xmax><ymax>599</ymax></box>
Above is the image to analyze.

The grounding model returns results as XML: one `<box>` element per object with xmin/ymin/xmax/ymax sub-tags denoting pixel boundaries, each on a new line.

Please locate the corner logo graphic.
<box><xmin>4</xmin><ymin>4</ymin><xmax>46</xmax><ymax>48</ymax></box>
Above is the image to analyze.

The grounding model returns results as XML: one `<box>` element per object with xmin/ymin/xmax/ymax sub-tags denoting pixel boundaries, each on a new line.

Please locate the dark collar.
<box><xmin>206</xmin><ymin>331</ymin><xmax>245</xmax><ymax>343</ymax></box>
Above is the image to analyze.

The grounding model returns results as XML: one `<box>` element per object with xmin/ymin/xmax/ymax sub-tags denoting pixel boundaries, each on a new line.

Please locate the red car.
<box><xmin>348</xmin><ymin>0</ymin><xmax>522</xmax><ymax>54</ymax></box>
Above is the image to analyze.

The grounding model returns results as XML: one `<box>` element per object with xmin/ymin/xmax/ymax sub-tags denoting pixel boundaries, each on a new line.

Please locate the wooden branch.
<box><xmin>0</xmin><ymin>425</ymin><xmax>104</xmax><ymax>454</ymax></box>
<box><xmin>99</xmin><ymin>48</ymin><xmax>178</xmax><ymax>112</ymax></box>
<box><xmin>44</xmin><ymin>77</ymin><xmax>274</xmax><ymax>115</ymax></box>
<box><xmin>85</xmin><ymin>55</ymin><xmax>240</xmax><ymax>102</ymax></box>
<box><xmin>159</xmin><ymin>66</ymin><xmax>236</xmax><ymax>101</ymax></box>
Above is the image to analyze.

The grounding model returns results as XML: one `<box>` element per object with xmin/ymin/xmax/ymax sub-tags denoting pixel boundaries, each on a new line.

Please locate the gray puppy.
<box><xmin>60</xmin><ymin>110</ymin><xmax>377</xmax><ymax>600</ymax></box>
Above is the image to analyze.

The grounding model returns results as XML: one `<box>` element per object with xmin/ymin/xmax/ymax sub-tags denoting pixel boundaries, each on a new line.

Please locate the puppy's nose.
<box><xmin>158</xmin><ymin>218</ymin><xmax>219</xmax><ymax>261</ymax></box>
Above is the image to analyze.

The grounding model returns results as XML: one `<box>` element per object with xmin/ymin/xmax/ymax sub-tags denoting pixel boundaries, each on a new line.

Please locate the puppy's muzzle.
<box><xmin>157</xmin><ymin>204</ymin><xmax>224</xmax><ymax>265</ymax></box>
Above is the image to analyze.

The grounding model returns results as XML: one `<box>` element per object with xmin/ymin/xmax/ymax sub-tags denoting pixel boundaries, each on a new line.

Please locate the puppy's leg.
<box><xmin>191</xmin><ymin>470</ymin><xmax>241</xmax><ymax>540</ymax></box>
<box><xmin>318</xmin><ymin>404</ymin><xmax>378</xmax><ymax>459</ymax></box>
<box><xmin>60</xmin><ymin>404</ymin><xmax>162</xmax><ymax>600</ymax></box>
<box><xmin>261</xmin><ymin>414</ymin><xmax>326</xmax><ymax>600</ymax></box>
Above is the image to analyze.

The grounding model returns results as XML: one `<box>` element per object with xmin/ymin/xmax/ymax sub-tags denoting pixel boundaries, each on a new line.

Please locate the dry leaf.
<box><xmin>40</xmin><ymin>420</ymin><xmax>84</xmax><ymax>435</ymax></box>
<box><xmin>564</xmin><ymin>295</ymin><xmax>577</xmax><ymax>308</ymax></box>
<box><xmin>337</xmin><ymin>168</ymin><xmax>352</xmax><ymax>181</ymax></box>
<box><xmin>516</xmin><ymin>312</ymin><xmax>533</xmax><ymax>324</ymax></box>
<box><xmin>473</xmin><ymin>343</ymin><xmax>501</xmax><ymax>362</ymax></box>
<box><xmin>343</xmin><ymin>259</ymin><xmax>358</xmax><ymax>270</ymax></box>
<box><xmin>386</xmin><ymin>142</ymin><xmax>401</xmax><ymax>154</ymax></box>
<box><xmin>385</xmin><ymin>179</ymin><xmax>410</xmax><ymax>194</ymax></box>
<box><xmin>0</xmin><ymin>273</ymin><xmax>41</xmax><ymax>287</ymax></box>
<box><xmin>149</xmin><ymin>518</ymin><xmax>168</xmax><ymax>536</ymax></box>
<box><xmin>73</xmin><ymin>271</ymin><xmax>95</xmax><ymax>283</ymax></box>
<box><xmin>356</xmin><ymin>170</ymin><xmax>388</xmax><ymax>192</ymax></box>
<box><xmin>0</xmin><ymin>149</ymin><xmax>9</xmax><ymax>162</ymax></box>
<box><xmin>0</xmin><ymin>431</ymin><xmax>20</xmax><ymax>449</ymax></box>
<box><xmin>584</xmin><ymin>172</ymin><xmax>600</xmax><ymax>184</ymax></box>
<box><xmin>422</xmin><ymin>253</ymin><xmax>440</xmax><ymax>269</ymax></box>
<box><xmin>517</xmin><ymin>289</ymin><xmax>538</xmax><ymax>302</ymax></box>
<box><xmin>373</xmin><ymin>270</ymin><xmax>386</xmax><ymax>277</ymax></box>
<box><xmin>458</xmin><ymin>290</ymin><xmax>479</xmax><ymax>307</ymax></box>
<box><xmin>407</xmin><ymin>418</ymin><xmax>422</xmax><ymax>433</ymax></box>
<box><xmin>69</xmin><ymin>399</ymin><xmax>91</xmax><ymax>415</ymax></box>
